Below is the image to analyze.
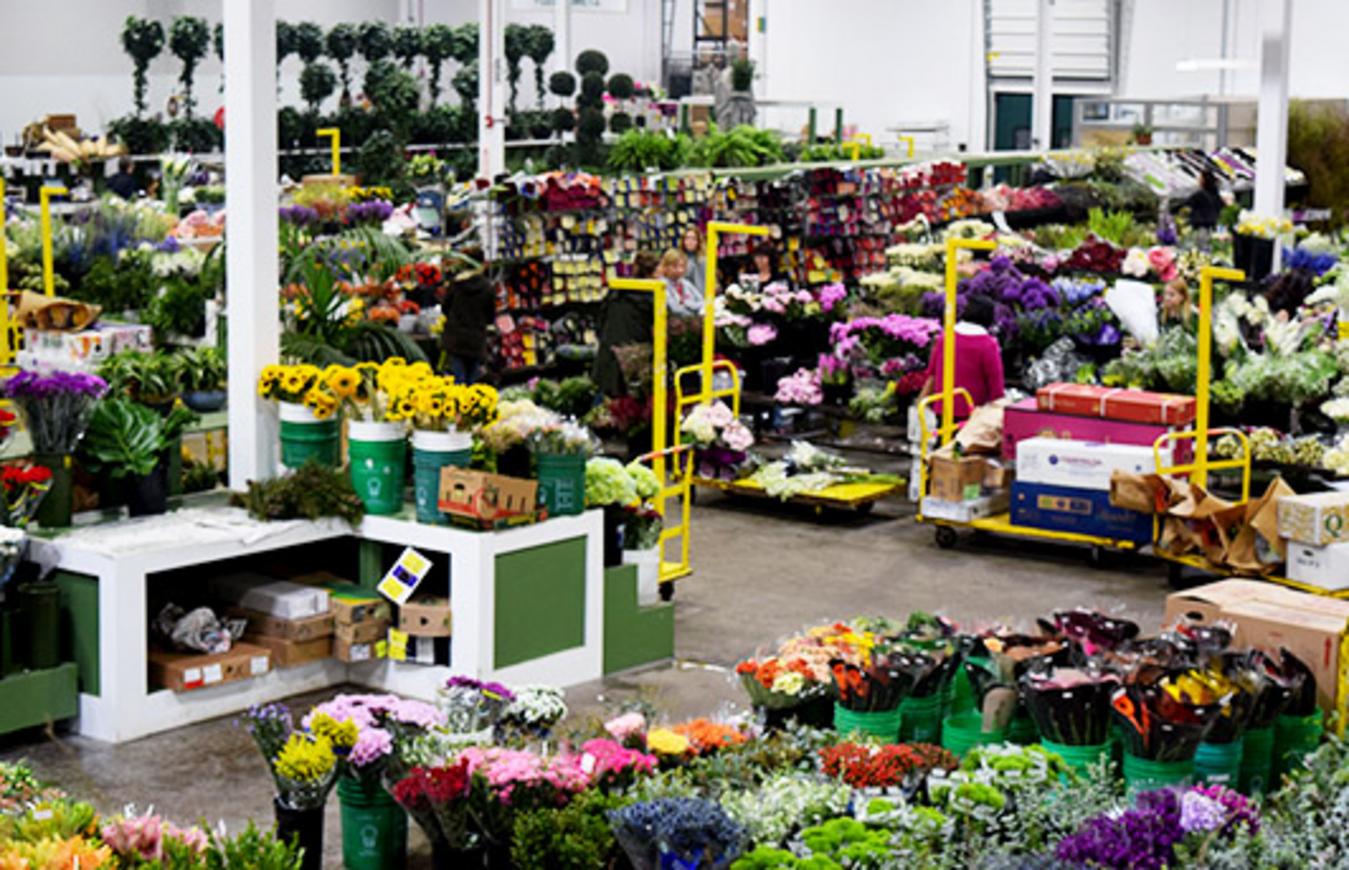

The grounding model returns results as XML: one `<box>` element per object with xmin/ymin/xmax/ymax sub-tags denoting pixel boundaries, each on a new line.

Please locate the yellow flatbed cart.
<box><xmin>674</xmin><ymin>360</ymin><xmax>903</xmax><ymax>515</ymax></box>
<box><xmin>914</xmin><ymin>237</ymin><xmax>1143</xmax><ymax>565</ymax></box>
<box><xmin>1151</xmin><ymin>266</ymin><xmax>1349</xmax><ymax>599</ymax></box>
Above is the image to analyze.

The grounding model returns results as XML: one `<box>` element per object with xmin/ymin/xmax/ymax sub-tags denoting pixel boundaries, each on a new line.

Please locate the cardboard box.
<box><xmin>920</xmin><ymin>492</ymin><xmax>1009</xmax><ymax>523</ymax></box>
<box><xmin>386</xmin><ymin>629</ymin><xmax>451</xmax><ymax>666</ymax></box>
<box><xmin>439</xmin><ymin>469</ymin><xmax>538</xmax><ymax>521</ymax></box>
<box><xmin>1278</xmin><ymin>491</ymin><xmax>1349</xmax><ymax>546</ymax></box>
<box><xmin>1036</xmin><ymin>383</ymin><xmax>1196</xmax><ymax>426</ymax></box>
<box><xmin>1164</xmin><ymin>579</ymin><xmax>1349</xmax><ymax>723</ymax></box>
<box><xmin>929</xmin><ymin>455</ymin><xmax>986</xmax><ymax>502</ymax></box>
<box><xmin>243</xmin><ymin>634</ymin><xmax>332</xmax><ymax>669</ymax></box>
<box><xmin>1286</xmin><ymin>541</ymin><xmax>1349</xmax><ymax>591</ymax></box>
<box><xmin>1002</xmin><ymin>398</ymin><xmax>1192</xmax><ymax>464</ymax></box>
<box><xmin>983</xmin><ymin>460</ymin><xmax>1013</xmax><ymax>491</ymax></box>
<box><xmin>398</xmin><ymin>597</ymin><xmax>452</xmax><ymax>637</ymax></box>
<box><xmin>226</xmin><ymin>608</ymin><xmax>334</xmax><ymax>643</ymax></box>
<box><xmin>17</xmin><ymin>323</ymin><xmax>153</xmax><ymax>372</ymax></box>
<box><xmin>333</xmin><ymin>635</ymin><xmax>383</xmax><ymax>663</ymax></box>
<box><xmin>293</xmin><ymin>574</ymin><xmax>392</xmax><ymax>625</ymax></box>
<box><xmin>1016</xmin><ymin>437</ymin><xmax>1155</xmax><ymax>492</ymax></box>
<box><xmin>208</xmin><ymin>574</ymin><xmax>330</xmax><ymax>620</ymax></box>
<box><xmin>336</xmin><ymin>620</ymin><xmax>391</xmax><ymax>645</ymax></box>
<box><xmin>149</xmin><ymin>643</ymin><xmax>271</xmax><ymax>693</ymax></box>
<box><xmin>1011</xmin><ymin>481</ymin><xmax>1153</xmax><ymax>543</ymax></box>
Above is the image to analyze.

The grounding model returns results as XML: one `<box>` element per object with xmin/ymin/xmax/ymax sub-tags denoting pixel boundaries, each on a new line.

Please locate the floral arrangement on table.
<box><xmin>1235</xmin><ymin>210</ymin><xmax>1294</xmax><ymax>240</ymax></box>
<box><xmin>438</xmin><ymin>675</ymin><xmax>517</xmax><ymax>736</ymax></box>
<box><xmin>242</xmin><ymin>702</ymin><xmax>339</xmax><ymax>811</ymax></box>
<box><xmin>735</xmin><ymin>655</ymin><xmax>830</xmax><ymax>712</ymax></box>
<box><xmin>0</xmin><ymin>464</ymin><xmax>53</xmax><ymax>529</ymax></box>
<box><xmin>303</xmin><ymin>692</ymin><xmax>447</xmax><ymax>786</ymax></box>
<box><xmin>342</xmin><ymin>358</ymin><xmax>434</xmax><ymax>423</ymax></box>
<box><xmin>680</xmin><ymin>401</ymin><xmax>754</xmax><ymax>480</ymax></box>
<box><xmin>0</xmin><ymin>370</ymin><xmax>108</xmax><ymax>454</ymax></box>
<box><xmin>479</xmin><ymin>399</ymin><xmax>558</xmax><ymax>455</ymax></box>
<box><xmin>401</xmin><ymin>375</ymin><xmax>500</xmax><ymax>432</ymax></box>
<box><xmin>528</xmin><ymin>416</ymin><xmax>596</xmax><ymax>457</ymax></box>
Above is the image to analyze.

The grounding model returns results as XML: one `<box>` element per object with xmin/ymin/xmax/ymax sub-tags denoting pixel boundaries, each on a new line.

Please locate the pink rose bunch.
<box><xmin>604</xmin><ymin>711</ymin><xmax>648</xmax><ymax>742</ymax></box>
<box><xmin>461</xmin><ymin>746</ymin><xmax>591</xmax><ymax>806</ymax></box>
<box><xmin>1148</xmin><ymin>246</ymin><xmax>1178</xmax><ymax>282</ymax></box>
<box><xmin>101</xmin><ymin>812</ymin><xmax>208</xmax><ymax>862</ymax></box>
<box><xmin>775</xmin><ymin>368</ymin><xmax>823</xmax><ymax>406</ymax></box>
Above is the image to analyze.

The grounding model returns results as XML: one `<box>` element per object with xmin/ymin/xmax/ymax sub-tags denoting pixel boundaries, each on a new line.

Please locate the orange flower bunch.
<box><xmin>735</xmin><ymin>656</ymin><xmax>814</xmax><ymax>690</ymax></box>
<box><xmin>671</xmin><ymin>719</ymin><xmax>748</xmax><ymax>755</ymax></box>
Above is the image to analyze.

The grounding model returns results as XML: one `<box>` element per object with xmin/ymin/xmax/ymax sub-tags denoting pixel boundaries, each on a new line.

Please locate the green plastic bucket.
<box><xmin>941</xmin><ymin>711</ymin><xmax>1007</xmax><ymax>758</ymax></box>
<box><xmin>1239</xmin><ymin>726</ymin><xmax>1275</xmax><ymax>796</ymax></box>
<box><xmin>337</xmin><ymin>776</ymin><xmax>407</xmax><ymax>870</ymax></box>
<box><xmin>899</xmin><ymin>694</ymin><xmax>943</xmax><ymax>744</ymax></box>
<box><xmin>537</xmin><ymin>452</ymin><xmax>586</xmax><ymax>516</ymax></box>
<box><xmin>1007</xmin><ymin>712</ymin><xmax>1038</xmax><ymax>745</ymax></box>
<box><xmin>411</xmin><ymin>430</ymin><xmax>472</xmax><ymax>525</ymax></box>
<box><xmin>32</xmin><ymin>452</ymin><xmax>73</xmax><ymax>528</ymax></box>
<box><xmin>17</xmin><ymin>581</ymin><xmax>60</xmax><ymax>670</ymax></box>
<box><xmin>1194</xmin><ymin>738</ymin><xmax>1244</xmax><ymax>787</ymax></box>
<box><xmin>1274</xmin><ymin>712</ymin><xmax>1323</xmax><ymax>781</ymax></box>
<box><xmin>1041</xmin><ymin>740</ymin><xmax>1111</xmax><ymax>778</ymax></box>
<box><xmin>348</xmin><ymin>422</ymin><xmax>407</xmax><ymax>515</ymax></box>
<box><xmin>1123</xmin><ymin>752</ymin><xmax>1193</xmax><ymax>796</ymax></box>
<box><xmin>279</xmin><ymin>402</ymin><xmax>341</xmax><ymax>471</ymax></box>
<box><xmin>833</xmin><ymin>703</ymin><xmax>901</xmax><ymax>741</ymax></box>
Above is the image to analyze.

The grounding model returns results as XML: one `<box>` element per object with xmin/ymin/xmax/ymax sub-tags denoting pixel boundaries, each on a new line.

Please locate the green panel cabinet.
<box><xmin>494</xmin><ymin>537</ymin><xmax>587</xmax><ymax>669</ymax></box>
<box><xmin>51</xmin><ymin>570</ymin><xmax>99</xmax><ymax>696</ymax></box>
<box><xmin>0</xmin><ymin>663</ymin><xmax>78</xmax><ymax>735</ymax></box>
<box><xmin>603</xmin><ymin>565</ymin><xmax>674</xmax><ymax>674</ymax></box>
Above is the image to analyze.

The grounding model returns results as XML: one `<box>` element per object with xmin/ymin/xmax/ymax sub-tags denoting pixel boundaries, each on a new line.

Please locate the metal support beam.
<box><xmin>554</xmin><ymin>0</ymin><xmax>572</xmax><ymax>74</ymax></box>
<box><xmin>1032</xmin><ymin>0</ymin><xmax>1055</xmax><ymax>150</ymax></box>
<box><xmin>478</xmin><ymin>0</ymin><xmax>507</xmax><ymax>180</ymax></box>
<box><xmin>225</xmin><ymin>0</ymin><xmax>280</xmax><ymax>488</ymax></box>
<box><xmin>1254</xmin><ymin>0</ymin><xmax>1291</xmax><ymax>224</ymax></box>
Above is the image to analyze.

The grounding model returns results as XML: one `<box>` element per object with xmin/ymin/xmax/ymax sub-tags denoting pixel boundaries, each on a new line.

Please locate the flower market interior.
<box><xmin>9</xmin><ymin>0</ymin><xmax>1349</xmax><ymax>866</ymax></box>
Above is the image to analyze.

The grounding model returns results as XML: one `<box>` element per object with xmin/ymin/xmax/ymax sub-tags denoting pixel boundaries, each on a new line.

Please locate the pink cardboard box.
<box><xmin>1001</xmin><ymin>398</ymin><xmax>1193</xmax><ymax>465</ymax></box>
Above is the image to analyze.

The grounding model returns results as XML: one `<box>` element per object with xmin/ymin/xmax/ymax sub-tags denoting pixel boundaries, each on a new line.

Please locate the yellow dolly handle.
<box><xmin>915</xmin><ymin>388</ymin><xmax>973</xmax><ymax>503</ymax></box>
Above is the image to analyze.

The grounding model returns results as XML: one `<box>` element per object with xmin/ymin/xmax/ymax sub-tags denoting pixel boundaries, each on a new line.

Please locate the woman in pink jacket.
<box><xmin>917</xmin><ymin>295</ymin><xmax>1005</xmax><ymax>419</ymax></box>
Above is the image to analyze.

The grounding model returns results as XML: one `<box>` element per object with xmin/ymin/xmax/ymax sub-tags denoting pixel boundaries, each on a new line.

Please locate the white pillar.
<box><xmin>224</xmin><ymin>0</ymin><xmax>280</xmax><ymax>489</ymax></box>
<box><xmin>1253</xmin><ymin>0</ymin><xmax>1291</xmax><ymax>221</ymax></box>
<box><xmin>554</xmin><ymin>0</ymin><xmax>572</xmax><ymax>74</ymax></box>
<box><xmin>478</xmin><ymin>0</ymin><xmax>507</xmax><ymax>179</ymax></box>
<box><xmin>1032</xmin><ymin>0</ymin><xmax>1055</xmax><ymax>151</ymax></box>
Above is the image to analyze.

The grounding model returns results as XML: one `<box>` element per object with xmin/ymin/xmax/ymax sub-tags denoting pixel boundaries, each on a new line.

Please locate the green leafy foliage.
<box><xmin>575</xmin><ymin>48</ymin><xmax>609</xmax><ymax>77</ymax></box>
<box><xmin>292</xmin><ymin>21</ymin><xmax>324</xmax><ymax>63</ymax></box>
<box><xmin>1288</xmin><ymin>100</ymin><xmax>1349</xmax><ymax>226</ymax></box>
<box><xmin>354</xmin><ymin>127</ymin><xmax>409</xmax><ymax>197</ymax></box>
<box><xmin>731</xmin><ymin>59</ymin><xmax>754</xmax><ymax>92</ymax></box>
<box><xmin>450</xmin><ymin>22</ymin><xmax>478</xmax><ymax>65</ymax></box>
<box><xmin>177</xmin><ymin>346</ymin><xmax>226</xmax><ymax>392</ymax></box>
<box><xmin>98</xmin><ymin>349</ymin><xmax>184</xmax><ymax>405</ymax></box>
<box><xmin>525</xmin><ymin>25</ymin><xmax>555</xmax><ymax>108</ymax></box>
<box><xmin>299</xmin><ymin>61</ymin><xmax>337</xmax><ymax>113</ymax></box>
<box><xmin>422</xmin><ymin>23</ymin><xmax>456</xmax><ymax>104</ymax></box>
<box><xmin>169</xmin><ymin>16</ymin><xmax>211</xmax><ymax>116</ymax></box>
<box><xmin>204</xmin><ymin>820</ymin><xmax>304</xmax><ymax>870</ymax></box>
<box><xmin>81</xmin><ymin>398</ymin><xmax>177</xmax><ymax>478</ymax></box>
<box><xmin>511</xmin><ymin>789</ymin><xmax>630</xmax><ymax>870</ymax></box>
<box><xmin>325</xmin><ymin>23</ymin><xmax>359</xmax><ymax>95</ymax></box>
<box><xmin>121</xmin><ymin>16</ymin><xmax>165</xmax><ymax>116</ymax></box>
<box><xmin>392</xmin><ymin>24</ymin><xmax>424</xmax><ymax>69</ymax></box>
<box><xmin>109</xmin><ymin>115</ymin><xmax>171</xmax><ymax>154</ymax></box>
<box><xmin>687</xmin><ymin>124</ymin><xmax>784</xmax><ymax>168</ymax></box>
<box><xmin>145</xmin><ymin>276</ymin><xmax>211</xmax><ymax>340</ymax></box>
<box><xmin>607</xmin><ymin>130</ymin><xmax>688</xmax><ymax>173</ymax></box>
<box><xmin>609</xmin><ymin>112</ymin><xmax>632</xmax><ymax>134</ymax></box>
<box><xmin>275</xmin><ymin>20</ymin><xmax>297</xmax><ymax>63</ymax></box>
<box><xmin>232</xmin><ymin>459</ymin><xmax>365</xmax><ymax>525</ymax></box>
<box><xmin>1086</xmin><ymin>207</ymin><xmax>1135</xmax><ymax>245</ymax></box>
<box><xmin>357</xmin><ymin>21</ymin><xmax>392</xmax><ymax>62</ymax></box>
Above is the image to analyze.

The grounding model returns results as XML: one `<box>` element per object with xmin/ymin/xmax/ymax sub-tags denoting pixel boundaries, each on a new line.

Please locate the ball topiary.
<box><xmin>606</xmin><ymin>73</ymin><xmax>634</xmax><ymax>100</ymax></box>
<box><xmin>576</xmin><ymin>93</ymin><xmax>603</xmax><ymax>112</ymax></box>
<box><xmin>580</xmin><ymin>72</ymin><xmax>605</xmax><ymax>101</ymax></box>
<box><xmin>551</xmin><ymin>107</ymin><xmax>576</xmax><ymax>132</ymax></box>
<box><xmin>577</xmin><ymin>107</ymin><xmax>606</xmax><ymax>139</ymax></box>
<box><xmin>549</xmin><ymin>70</ymin><xmax>577</xmax><ymax>98</ymax></box>
<box><xmin>575</xmin><ymin>49</ymin><xmax>608</xmax><ymax>77</ymax></box>
<box><xmin>609</xmin><ymin>112</ymin><xmax>632</xmax><ymax>134</ymax></box>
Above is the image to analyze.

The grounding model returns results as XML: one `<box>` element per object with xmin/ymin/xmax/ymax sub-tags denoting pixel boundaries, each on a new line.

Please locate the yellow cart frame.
<box><xmin>1150</xmin><ymin>266</ymin><xmax>1349</xmax><ymax>599</ymax></box>
<box><xmin>914</xmin><ymin>236</ymin><xmax>1142</xmax><ymax>559</ymax></box>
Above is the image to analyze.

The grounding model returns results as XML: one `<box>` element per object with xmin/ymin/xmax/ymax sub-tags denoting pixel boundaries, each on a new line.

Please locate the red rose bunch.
<box><xmin>391</xmin><ymin>760</ymin><xmax>471</xmax><ymax>814</ymax></box>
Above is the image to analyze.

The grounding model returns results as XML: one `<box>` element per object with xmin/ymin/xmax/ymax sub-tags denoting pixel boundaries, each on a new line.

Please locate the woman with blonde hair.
<box><xmin>658</xmin><ymin>248</ymin><xmax>703</xmax><ymax>317</ymax></box>
<box><xmin>680</xmin><ymin>225</ymin><xmax>706</xmax><ymax>298</ymax></box>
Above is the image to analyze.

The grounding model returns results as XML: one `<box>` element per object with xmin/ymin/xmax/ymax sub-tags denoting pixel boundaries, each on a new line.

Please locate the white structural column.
<box><xmin>224</xmin><ymin>0</ymin><xmax>281</xmax><ymax>489</ymax></box>
<box><xmin>1032</xmin><ymin>0</ymin><xmax>1055</xmax><ymax>150</ymax></box>
<box><xmin>554</xmin><ymin>0</ymin><xmax>572</xmax><ymax>74</ymax></box>
<box><xmin>478</xmin><ymin>0</ymin><xmax>507</xmax><ymax>179</ymax></box>
<box><xmin>1253</xmin><ymin>0</ymin><xmax>1291</xmax><ymax>221</ymax></box>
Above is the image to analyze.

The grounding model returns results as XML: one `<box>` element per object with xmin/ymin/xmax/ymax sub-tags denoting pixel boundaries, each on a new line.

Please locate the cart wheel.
<box><xmin>1167</xmin><ymin>562</ymin><xmax>1186</xmax><ymax>589</ymax></box>
<box><xmin>659</xmin><ymin>582</ymin><xmax>675</xmax><ymax>602</ymax></box>
<box><xmin>934</xmin><ymin>526</ymin><xmax>958</xmax><ymax>550</ymax></box>
<box><xmin>854</xmin><ymin>502</ymin><xmax>875</xmax><ymax>516</ymax></box>
<box><xmin>1088</xmin><ymin>545</ymin><xmax>1106</xmax><ymax>569</ymax></box>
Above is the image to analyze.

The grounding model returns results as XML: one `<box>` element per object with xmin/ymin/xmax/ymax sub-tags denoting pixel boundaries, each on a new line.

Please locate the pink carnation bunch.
<box><xmin>775</xmin><ymin>368</ymin><xmax>823</xmax><ymax>406</ymax></box>
<box><xmin>460</xmin><ymin>747</ymin><xmax>591</xmax><ymax>806</ymax></box>
<box><xmin>604</xmin><ymin>711</ymin><xmax>648</xmax><ymax>741</ymax></box>
<box><xmin>578</xmin><ymin>738</ymin><xmax>657</xmax><ymax>785</ymax></box>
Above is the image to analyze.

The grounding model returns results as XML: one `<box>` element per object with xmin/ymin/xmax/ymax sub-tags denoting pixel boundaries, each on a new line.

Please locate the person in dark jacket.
<box><xmin>439</xmin><ymin>248</ymin><xmax>496</xmax><ymax>385</ymax></box>
<box><xmin>1186</xmin><ymin>170</ymin><xmax>1223</xmax><ymax>230</ymax></box>
<box><xmin>106</xmin><ymin>157</ymin><xmax>140</xmax><ymax>199</ymax></box>
<box><xmin>593</xmin><ymin>250</ymin><xmax>661</xmax><ymax>398</ymax></box>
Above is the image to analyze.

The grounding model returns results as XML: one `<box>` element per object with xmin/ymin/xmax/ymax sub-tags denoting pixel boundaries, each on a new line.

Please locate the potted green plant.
<box><xmin>168</xmin><ymin>16</ymin><xmax>211</xmax><ymax>118</ymax></box>
<box><xmin>1132</xmin><ymin>122</ymin><xmax>1154</xmax><ymax>146</ymax></box>
<box><xmin>121</xmin><ymin>15</ymin><xmax>165</xmax><ymax>119</ymax></box>
<box><xmin>81</xmin><ymin>399</ymin><xmax>195</xmax><ymax>516</ymax></box>
<box><xmin>98</xmin><ymin>349</ymin><xmax>184</xmax><ymax>410</ymax></box>
<box><xmin>180</xmin><ymin>346</ymin><xmax>227</xmax><ymax>412</ymax></box>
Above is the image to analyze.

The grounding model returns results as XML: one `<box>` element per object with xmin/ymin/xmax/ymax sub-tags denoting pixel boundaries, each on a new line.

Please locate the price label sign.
<box><xmin>376</xmin><ymin>547</ymin><xmax>432</xmax><ymax>605</ymax></box>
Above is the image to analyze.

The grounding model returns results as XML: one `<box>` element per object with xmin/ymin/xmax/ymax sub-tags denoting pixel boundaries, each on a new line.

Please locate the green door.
<box><xmin>993</xmin><ymin>93</ymin><xmax>1077</xmax><ymax>151</ymax></box>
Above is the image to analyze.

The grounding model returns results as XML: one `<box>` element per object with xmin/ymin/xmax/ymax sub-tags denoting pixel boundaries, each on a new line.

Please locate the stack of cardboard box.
<box><xmin>391</xmin><ymin>596</ymin><xmax>451</xmax><ymax>666</ymax></box>
<box><xmin>1280</xmin><ymin>491</ymin><xmax>1349</xmax><ymax>591</ymax></box>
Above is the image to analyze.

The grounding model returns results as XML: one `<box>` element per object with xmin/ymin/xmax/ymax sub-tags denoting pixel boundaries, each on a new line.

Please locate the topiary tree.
<box><xmin>731</xmin><ymin>58</ymin><xmax>754</xmax><ymax>92</ymax></box>
<box><xmin>525</xmin><ymin>25</ymin><xmax>555</xmax><ymax>109</ymax></box>
<box><xmin>392</xmin><ymin>25</ymin><xmax>423</xmax><ymax>70</ymax></box>
<box><xmin>366</xmin><ymin>61</ymin><xmax>420</xmax><ymax>138</ymax></box>
<box><xmin>450</xmin><ymin>23</ymin><xmax>478</xmax><ymax>65</ymax></box>
<box><xmin>300</xmin><ymin>62</ymin><xmax>337</xmax><ymax>113</ymax></box>
<box><xmin>575</xmin><ymin>49</ymin><xmax>609</xmax><ymax>78</ymax></box>
<box><xmin>452</xmin><ymin>62</ymin><xmax>479</xmax><ymax>112</ymax></box>
<box><xmin>577</xmin><ymin>72</ymin><xmax>605</xmax><ymax>111</ymax></box>
<box><xmin>293</xmin><ymin>21</ymin><xmax>324</xmax><ymax>63</ymax></box>
<box><xmin>326</xmin><ymin>23</ymin><xmax>358</xmax><ymax>100</ymax></box>
<box><xmin>551</xmin><ymin>107</ymin><xmax>576</xmax><ymax>133</ymax></box>
<box><xmin>422</xmin><ymin>24</ymin><xmax>455</xmax><ymax>105</ymax></box>
<box><xmin>355</xmin><ymin>128</ymin><xmax>408</xmax><ymax>195</ymax></box>
<box><xmin>549</xmin><ymin>71</ymin><xmax>576</xmax><ymax>98</ymax></box>
<box><xmin>504</xmin><ymin>24</ymin><xmax>529</xmax><ymax>114</ymax></box>
<box><xmin>276</xmin><ymin>21</ymin><xmax>297</xmax><ymax>73</ymax></box>
<box><xmin>357</xmin><ymin>21</ymin><xmax>392</xmax><ymax>64</ymax></box>
<box><xmin>609</xmin><ymin>112</ymin><xmax>632</xmax><ymax>134</ymax></box>
<box><xmin>121</xmin><ymin>16</ymin><xmax>165</xmax><ymax>118</ymax></box>
<box><xmin>169</xmin><ymin>16</ymin><xmax>211</xmax><ymax>117</ymax></box>
<box><xmin>213</xmin><ymin>22</ymin><xmax>223</xmax><ymax>61</ymax></box>
<box><xmin>577</xmin><ymin>107</ymin><xmax>606</xmax><ymax>139</ymax></box>
<box><xmin>607</xmin><ymin>73</ymin><xmax>634</xmax><ymax>101</ymax></box>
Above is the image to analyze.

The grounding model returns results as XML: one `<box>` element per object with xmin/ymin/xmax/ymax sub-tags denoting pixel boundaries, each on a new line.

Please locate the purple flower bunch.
<box><xmin>345</xmin><ymin>200</ymin><xmax>394</xmax><ymax>225</ymax></box>
<box><xmin>442</xmin><ymin>675</ymin><xmax>516</xmax><ymax>733</ymax></box>
<box><xmin>2</xmin><ymin>370</ymin><xmax>108</xmax><ymax>454</ymax></box>
<box><xmin>1056</xmin><ymin>789</ymin><xmax>1183</xmax><ymax>870</ymax></box>
<box><xmin>827</xmin><ymin>314</ymin><xmax>940</xmax><ymax>381</ymax></box>
<box><xmin>278</xmin><ymin>205</ymin><xmax>319</xmax><ymax>226</ymax></box>
<box><xmin>304</xmin><ymin>693</ymin><xmax>446</xmax><ymax>771</ymax></box>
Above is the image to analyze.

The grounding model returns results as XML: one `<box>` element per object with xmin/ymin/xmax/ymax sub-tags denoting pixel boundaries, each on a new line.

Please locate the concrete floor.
<box><xmin>0</xmin><ymin>492</ymin><xmax>1174</xmax><ymax>866</ymax></box>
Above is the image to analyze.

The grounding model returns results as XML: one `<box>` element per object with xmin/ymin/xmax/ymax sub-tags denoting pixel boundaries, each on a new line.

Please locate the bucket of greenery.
<box><xmin>179</xmin><ymin>346</ymin><xmax>227</xmax><ymax>412</ymax></box>
<box><xmin>81</xmin><ymin>398</ymin><xmax>197</xmax><ymax>517</ymax></box>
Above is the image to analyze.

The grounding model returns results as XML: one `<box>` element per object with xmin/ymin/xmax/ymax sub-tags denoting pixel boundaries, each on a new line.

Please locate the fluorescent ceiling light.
<box><xmin>1176</xmin><ymin>58</ymin><xmax>1254</xmax><ymax>72</ymax></box>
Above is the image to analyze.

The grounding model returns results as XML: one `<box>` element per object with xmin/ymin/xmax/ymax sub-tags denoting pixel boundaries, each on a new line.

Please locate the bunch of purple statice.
<box><xmin>345</xmin><ymin>200</ymin><xmax>394</xmax><ymax>226</ymax></box>
<box><xmin>1</xmin><ymin>370</ymin><xmax>107</xmax><ymax>454</ymax></box>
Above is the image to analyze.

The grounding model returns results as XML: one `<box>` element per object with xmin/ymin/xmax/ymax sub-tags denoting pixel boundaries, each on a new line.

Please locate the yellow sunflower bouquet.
<box><xmin>257</xmin><ymin>363</ymin><xmax>341</xmax><ymax>421</ymax></box>
<box><xmin>331</xmin><ymin>357</ymin><xmax>434</xmax><ymax>423</ymax></box>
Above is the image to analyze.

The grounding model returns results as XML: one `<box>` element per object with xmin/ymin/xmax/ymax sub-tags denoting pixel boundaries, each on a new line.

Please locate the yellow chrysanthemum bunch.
<box><xmin>274</xmin><ymin>732</ymin><xmax>336</xmax><ymax>784</ymax></box>
<box><xmin>307</xmin><ymin>712</ymin><xmax>359</xmax><ymax>751</ymax></box>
